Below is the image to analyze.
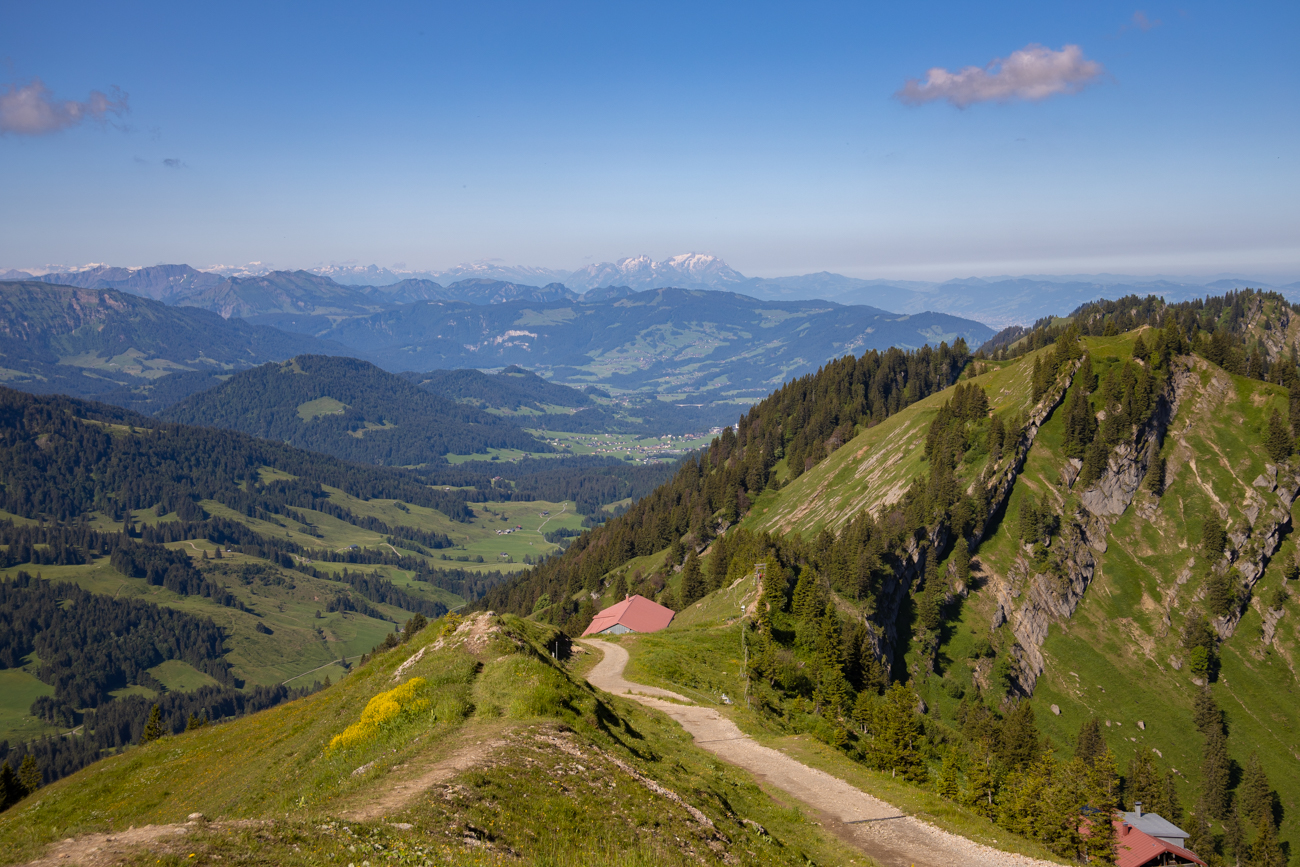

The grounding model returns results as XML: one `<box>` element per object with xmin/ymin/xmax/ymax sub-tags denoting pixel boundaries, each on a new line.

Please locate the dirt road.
<box><xmin>583</xmin><ymin>639</ymin><xmax>1060</xmax><ymax>867</ymax></box>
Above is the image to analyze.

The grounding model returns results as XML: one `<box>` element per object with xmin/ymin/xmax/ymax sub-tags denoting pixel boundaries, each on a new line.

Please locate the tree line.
<box><xmin>0</xmin><ymin>572</ymin><xmax>234</xmax><ymax>725</ymax></box>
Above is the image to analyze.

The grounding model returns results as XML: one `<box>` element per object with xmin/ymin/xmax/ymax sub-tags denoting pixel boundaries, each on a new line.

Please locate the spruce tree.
<box><xmin>1264</xmin><ymin>408</ymin><xmax>1293</xmax><ymax>464</ymax></box>
<box><xmin>1075</xmin><ymin>717</ymin><xmax>1106</xmax><ymax>766</ymax></box>
<box><xmin>0</xmin><ymin>762</ymin><xmax>20</xmax><ymax>810</ymax></box>
<box><xmin>706</xmin><ymin>532</ymin><xmax>730</xmax><ymax>592</ymax></box>
<box><xmin>1250</xmin><ymin>812</ymin><xmax>1285</xmax><ymax>867</ymax></box>
<box><xmin>999</xmin><ymin>701</ymin><xmax>1041</xmax><ymax>770</ymax></box>
<box><xmin>1159</xmin><ymin>770</ymin><xmax>1184</xmax><ymax>826</ymax></box>
<box><xmin>1200</xmin><ymin>514</ymin><xmax>1227</xmax><ymax>559</ymax></box>
<box><xmin>936</xmin><ymin>750</ymin><xmax>960</xmax><ymax>799</ymax></box>
<box><xmin>963</xmin><ymin>753</ymin><xmax>998</xmax><ymax>817</ymax></box>
<box><xmin>16</xmin><ymin>754</ymin><xmax>40</xmax><ymax>795</ymax></box>
<box><xmin>1200</xmin><ymin>727</ymin><xmax>1232</xmax><ymax>820</ymax></box>
<box><xmin>1125</xmin><ymin>749</ymin><xmax>1160</xmax><ymax>811</ymax></box>
<box><xmin>1185</xmin><ymin>806</ymin><xmax>1214</xmax><ymax>862</ymax></box>
<box><xmin>140</xmin><ymin>704</ymin><xmax>165</xmax><ymax>744</ymax></box>
<box><xmin>679</xmin><ymin>551</ymin><xmax>704</xmax><ymax>606</ymax></box>
<box><xmin>1238</xmin><ymin>753</ymin><xmax>1274</xmax><ymax>829</ymax></box>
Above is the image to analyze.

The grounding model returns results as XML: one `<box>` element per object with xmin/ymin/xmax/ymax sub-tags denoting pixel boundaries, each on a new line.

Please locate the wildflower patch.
<box><xmin>329</xmin><ymin>677</ymin><xmax>430</xmax><ymax>752</ymax></box>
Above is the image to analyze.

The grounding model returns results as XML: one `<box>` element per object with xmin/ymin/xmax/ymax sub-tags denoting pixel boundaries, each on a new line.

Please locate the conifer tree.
<box><xmin>871</xmin><ymin>682</ymin><xmax>927</xmax><ymax>783</ymax></box>
<box><xmin>936</xmin><ymin>749</ymin><xmax>960</xmax><ymax>799</ymax></box>
<box><xmin>999</xmin><ymin>701</ymin><xmax>1041</xmax><ymax>770</ymax></box>
<box><xmin>1200</xmin><ymin>726</ymin><xmax>1231</xmax><ymax>820</ymax></box>
<box><xmin>1075</xmin><ymin>717</ymin><xmax>1106</xmax><ymax>766</ymax></box>
<box><xmin>16</xmin><ymin>754</ymin><xmax>40</xmax><ymax>795</ymax></box>
<box><xmin>679</xmin><ymin>551</ymin><xmax>704</xmax><ymax>606</ymax></box>
<box><xmin>1264</xmin><ymin>408</ymin><xmax>1293</xmax><ymax>464</ymax></box>
<box><xmin>140</xmin><ymin>704</ymin><xmax>165</xmax><ymax>744</ymax></box>
<box><xmin>953</xmin><ymin>537</ymin><xmax>971</xmax><ymax>587</ymax></box>
<box><xmin>1124</xmin><ymin>749</ymin><xmax>1161</xmax><ymax>811</ymax></box>
<box><xmin>1159</xmin><ymin>770</ymin><xmax>1184</xmax><ymax>826</ymax></box>
<box><xmin>1185</xmin><ymin>805</ymin><xmax>1214</xmax><ymax>861</ymax></box>
<box><xmin>963</xmin><ymin>753</ymin><xmax>998</xmax><ymax>817</ymax></box>
<box><xmin>1200</xmin><ymin>514</ymin><xmax>1227</xmax><ymax>559</ymax></box>
<box><xmin>0</xmin><ymin>762</ymin><xmax>21</xmax><ymax>810</ymax></box>
<box><xmin>1238</xmin><ymin>753</ymin><xmax>1275</xmax><ymax>829</ymax></box>
<box><xmin>1250</xmin><ymin>812</ymin><xmax>1285</xmax><ymax>867</ymax></box>
<box><xmin>706</xmin><ymin>532</ymin><xmax>730</xmax><ymax>592</ymax></box>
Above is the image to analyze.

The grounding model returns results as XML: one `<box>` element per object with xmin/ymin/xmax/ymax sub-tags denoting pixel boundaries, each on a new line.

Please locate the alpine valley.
<box><xmin>0</xmin><ymin>276</ymin><xmax>1297</xmax><ymax>867</ymax></box>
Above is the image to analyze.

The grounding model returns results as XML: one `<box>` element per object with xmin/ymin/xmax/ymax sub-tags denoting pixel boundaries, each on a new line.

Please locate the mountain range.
<box><xmin>8</xmin><ymin>255</ymin><xmax>1297</xmax><ymax>328</ymax></box>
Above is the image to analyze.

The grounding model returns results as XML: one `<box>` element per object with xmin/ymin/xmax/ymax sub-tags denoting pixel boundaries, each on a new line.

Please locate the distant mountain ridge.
<box><xmin>7</xmin><ymin>256</ymin><xmax>1296</xmax><ymax>328</ymax></box>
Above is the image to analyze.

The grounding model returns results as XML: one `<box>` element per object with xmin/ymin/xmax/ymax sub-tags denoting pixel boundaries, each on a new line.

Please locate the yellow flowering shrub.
<box><xmin>329</xmin><ymin>677</ymin><xmax>430</xmax><ymax>752</ymax></box>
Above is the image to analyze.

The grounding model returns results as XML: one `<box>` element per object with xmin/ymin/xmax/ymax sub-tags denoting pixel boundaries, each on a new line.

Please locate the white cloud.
<box><xmin>896</xmin><ymin>44</ymin><xmax>1104</xmax><ymax>109</ymax></box>
<box><xmin>0</xmin><ymin>78</ymin><xmax>129</xmax><ymax>135</ymax></box>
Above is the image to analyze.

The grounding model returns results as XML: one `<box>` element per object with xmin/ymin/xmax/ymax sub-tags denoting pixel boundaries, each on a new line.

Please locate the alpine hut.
<box><xmin>581</xmin><ymin>594</ymin><xmax>675</xmax><ymax>637</ymax></box>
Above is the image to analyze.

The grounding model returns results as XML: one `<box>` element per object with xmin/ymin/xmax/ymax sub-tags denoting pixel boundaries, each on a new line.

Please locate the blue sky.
<box><xmin>1</xmin><ymin>1</ymin><xmax>1297</xmax><ymax>280</ymax></box>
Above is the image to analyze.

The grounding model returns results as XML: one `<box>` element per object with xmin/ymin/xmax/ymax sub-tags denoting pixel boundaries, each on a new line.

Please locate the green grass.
<box><xmin>0</xmin><ymin>615</ymin><xmax>868</xmax><ymax>867</ymax></box>
<box><xmin>295</xmin><ymin>396</ymin><xmax>349</xmax><ymax>421</ymax></box>
<box><xmin>0</xmin><ymin>668</ymin><xmax>59</xmax><ymax>742</ymax></box>
<box><xmin>148</xmin><ymin>660</ymin><xmax>221</xmax><ymax>692</ymax></box>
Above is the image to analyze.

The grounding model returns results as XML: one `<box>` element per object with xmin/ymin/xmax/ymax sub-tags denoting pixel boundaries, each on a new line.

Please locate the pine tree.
<box><xmin>1200</xmin><ymin>726</ymin><xmax>1231</xmax><ymax>820</ymax></box>
<box><xmin>16</xmin><ymin>754</ymin><xmax>40</xmax><ymax>795</ymax></box>
<box><xmin>706</xmin><ymin>532</ymin><xmax>730</xmax><ymax>592</ymax></box>
<box><xmin>1238</xmin><ymin>753</ymin><xmax>1274</xmax><ymax>829</ymax></box>
<box><xmin>1250</xmin><ymin>812</ymin><xmax>1285</xmax><ymax>867</ymax></box>
<box><xmin>1186</xmin><ymin>807</ymin><xmax>1214</xmax><ymax>860</ymax></box>
<box><xmin>936</xmin><ymin>750</ymin><xmax>960</xmax><ymax>799</ymax></box>
<box><xmin>963</xmin><ymin>753</ymin><xmax>998</xmax><ymax>817</ymax></box>
<box><xmin>0</xmin><ymin>762</ymin><xmax>21</xmax><ymax>810</ymax></box>
<box><xmin>1131</xmin><ymin>332</ymin><xmax>1148</xmax><ymax>362</ymax></box>
<box><xmin>679</xmin><ymin>551</ymin><xmax>704</xmax><ymax>606</ymax></box>
<box><xmin>1124</xmin><ymin>749</ymin><xmax>1161</xmax><ymax>812</ymax></box>
<box><xmin>1159</xmin><ymin>770</ymin><xmax>1184</xmax><ymax>826</ymax></box>
<box><xmin>1144</xmin><ymin>453</ymin><xmax>1165</xmax><ymax>494</ymax></box>
<box><xmin>1265</xmin><ymin>408</ymin><xmax>1293</xmax><ymax>464</ymax></box>
<box><xmin>1075</xmin><ymin>717</ymin><xmax>1106</xmax><ymax>766</ymax></box>
<box><xmin>1200</xmin><ymin>514</ymin><xmax>1227</xmax><ymax>559</ymax></box>
<box><xmin>140</xmin><ymin>704</ymin><xmax>165</xmax><ymax>744</ymax></box>
<box><xmin>999</xmin><ymin>701</ymin><xmax>1041</xmax><ymax>770</ymax></box>
<box><xmin>872</xmin><ymin>682</ymin><xmax>927</xmax><ymax>783</ymax></box>
<box><xmin>953</xmin><ymin>537</ymin><xmax>971</xmax><ymax>587</ymax></box>
<box><xmin>1192</xmin><ymin>687</ymin><xmax>1224</xmax><ymax>736</ymax></box>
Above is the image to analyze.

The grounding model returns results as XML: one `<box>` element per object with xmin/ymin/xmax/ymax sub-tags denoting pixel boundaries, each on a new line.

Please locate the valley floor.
<box><xmin>581</xmin><ymin>639</ymin><xmax>1063</xmax><ymax>867</ymax></box>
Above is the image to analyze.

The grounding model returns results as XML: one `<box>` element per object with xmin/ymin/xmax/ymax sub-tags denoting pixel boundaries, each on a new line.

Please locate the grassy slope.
<box><xmin>0</xmin><ymin>614</ymin><xmax>865</xmax><ymax>867</ymax></box>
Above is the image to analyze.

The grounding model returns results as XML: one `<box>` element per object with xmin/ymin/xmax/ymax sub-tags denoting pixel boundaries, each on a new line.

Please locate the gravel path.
<box><xmin>583</xmin><ymin>639</ymin><xmax>1061</xmax><ymax>867</ymax></box>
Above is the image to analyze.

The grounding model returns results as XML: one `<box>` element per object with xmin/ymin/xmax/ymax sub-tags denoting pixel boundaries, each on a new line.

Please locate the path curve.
<box><xmin>582</xmin><ymin>639</ymin><xmax>1059</xmax><ymax>867</ymax></box>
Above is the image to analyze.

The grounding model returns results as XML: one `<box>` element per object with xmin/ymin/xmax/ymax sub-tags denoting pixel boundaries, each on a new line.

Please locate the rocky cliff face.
<box><xmin>994</xmin><ymin>359</ymin><xmax>1193</xmax><ymax>695</ymax></box>
<box><xmin>871</xmin><ymin>358</ymin><xmax>1083</xmax><ymax>679</ymax></box>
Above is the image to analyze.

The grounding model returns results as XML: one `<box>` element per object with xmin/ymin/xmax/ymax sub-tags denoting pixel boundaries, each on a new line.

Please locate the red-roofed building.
<box><xmin>1113</xmin><ymin>818</ymin><xmax>1206</xmax><ymax>867</ymax></box>
<box><xmin>581</xmin><ymin>594</ymin><xmax>675</xmax><ymax>636</ymax></box>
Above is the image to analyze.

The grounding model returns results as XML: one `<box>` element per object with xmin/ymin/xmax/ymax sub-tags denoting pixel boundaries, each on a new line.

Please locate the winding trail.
<box><xmin>582</xmin><ymin>639</ymin><xmax>1060</xmax><ymax>867</ymax></box>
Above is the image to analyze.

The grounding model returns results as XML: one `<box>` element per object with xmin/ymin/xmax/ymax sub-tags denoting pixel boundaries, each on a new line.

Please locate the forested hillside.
<box><xmin>160</xmin><ymin>355</ymin><xmax>546</xmax><ymax>464</ymax></box>
<box><xmin>478</xmin><ymin>289</ymin><xmax>1300</xmax><ymax>866</ymax></box>
<box><xmin>0</xmin><ymin>282</ymin><xmax>341</xmax><ymax>400</ymax></box>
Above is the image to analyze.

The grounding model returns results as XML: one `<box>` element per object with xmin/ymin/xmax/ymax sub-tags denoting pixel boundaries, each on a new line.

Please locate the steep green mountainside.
<box><xmin>480</xmin><ymin>290</ymin><xmax>1300</xmax><ymax>865</ymax></box>
<box><xmin>159</xmin><ymin>355</ymin><xmax>547</xmax><ymax>464</ymax></box>
<box><xmin>0</xmin><ymin>613</ymin><xmax>865</xmax><ymax>867</ymax></box>
<box><xmin>0</xmin><ymin>282</ymin><xmax>342</xmax><ymax>400</ymax></box>
<box><xmin>308</xmin><ymin>287</ymin><xmax>992</xmax><ymax>404</ymax></box>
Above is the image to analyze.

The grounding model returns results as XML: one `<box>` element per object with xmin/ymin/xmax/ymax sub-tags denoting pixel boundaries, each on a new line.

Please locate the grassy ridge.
<box><xmin>0</xmin><ymin>614</ymin><xmax>865</xmax><ymax>867</ymax></box>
